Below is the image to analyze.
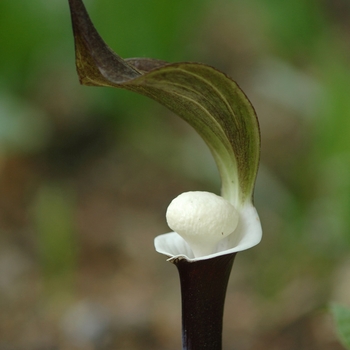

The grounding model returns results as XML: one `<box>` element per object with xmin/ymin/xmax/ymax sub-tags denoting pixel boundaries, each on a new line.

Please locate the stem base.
<box><xmin>173</xmin><ymin>253</ymin><xmax>236</xmax><ymax>350</ymax></box>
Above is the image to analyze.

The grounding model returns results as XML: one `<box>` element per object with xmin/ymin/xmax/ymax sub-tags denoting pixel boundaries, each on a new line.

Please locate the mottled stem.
<box><xmin>173</xmin><ymin>253</ymin><xmax>236</xmax><ymax>350</ymax></box>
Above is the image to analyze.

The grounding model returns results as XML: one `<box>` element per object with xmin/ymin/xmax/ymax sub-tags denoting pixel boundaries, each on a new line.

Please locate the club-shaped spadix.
<box><xmin>166</xmin><ymin>191</ymin><xmax>239</xmax><ymax>258</ymax></box>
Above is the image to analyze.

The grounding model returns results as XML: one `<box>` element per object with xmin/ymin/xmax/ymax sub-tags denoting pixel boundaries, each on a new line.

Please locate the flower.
<box><xmin>68</xmin><ymin>0</ymin><xmax>262</xmax><ymax>262</ymax></box>
<box><xmin>68</xmin><ymin>2</ymin><xmax>264</xmax><ymax>348</ymax></box>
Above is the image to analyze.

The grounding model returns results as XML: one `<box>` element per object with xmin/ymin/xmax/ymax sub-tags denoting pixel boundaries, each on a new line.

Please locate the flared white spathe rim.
<box><xmin>154</xmin><ymin>202</ymin><xmax>262</xmax><ymax>262</ymax></box>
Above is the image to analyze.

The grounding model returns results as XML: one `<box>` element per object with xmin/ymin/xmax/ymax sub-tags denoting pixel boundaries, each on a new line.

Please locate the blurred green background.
<box><xmin>1</xmin><ymin>0</ymin><xmax>350</xmax><ymax>349</ymax></box>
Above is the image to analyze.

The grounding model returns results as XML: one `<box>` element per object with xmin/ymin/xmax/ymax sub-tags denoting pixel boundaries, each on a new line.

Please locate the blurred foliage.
<box><xmin>1</xmin><ymin>0</ymin><xmax>350</xmax><ymax>349</ymax></box>
<box><xmin>332</xmin><ymin>304</ymin><xmax>350</xmax><ymax>349</ymax></box>
<box><xmin>34</xmin><ymin>183</ymin><xmax>77</xmax><ymax>295</ymax></box>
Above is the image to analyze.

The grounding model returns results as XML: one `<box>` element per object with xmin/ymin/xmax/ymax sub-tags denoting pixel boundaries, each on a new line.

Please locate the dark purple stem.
<box><xmin>173</xmin><ymin>253</ymin><xmax>236</xmax><ymax>350</ymax></box>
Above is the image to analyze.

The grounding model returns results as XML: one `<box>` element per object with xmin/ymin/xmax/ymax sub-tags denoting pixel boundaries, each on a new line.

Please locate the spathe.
<box><xmin>155</xmin><ymin>202</ymin><xmax>261</xmax><ymax>262</ymax></box>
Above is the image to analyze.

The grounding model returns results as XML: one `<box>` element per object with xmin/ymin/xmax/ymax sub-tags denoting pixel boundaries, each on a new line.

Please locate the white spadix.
<box><xmin>166</xmin><ymin>191</ymin><xmax>239</xmax><ymax>258</ymax></box>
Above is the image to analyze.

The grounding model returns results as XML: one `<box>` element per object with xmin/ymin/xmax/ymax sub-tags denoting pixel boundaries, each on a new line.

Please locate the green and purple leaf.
<box><xmin>68</xmin><ymin>0</ymin><xmax>260</xmax><ymax>206</ymax></box>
